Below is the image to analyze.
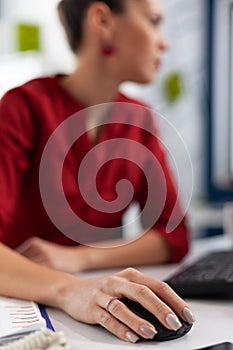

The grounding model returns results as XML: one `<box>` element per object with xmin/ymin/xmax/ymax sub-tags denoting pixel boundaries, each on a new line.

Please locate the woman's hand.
<box><xmin>16</xmin><ymin>237</ymin><xmax>83</xmax><ymax>273</ymax></box>
<box><xmin>4</xmin><ymin>241</ymin><xmax>195</xmax><ymax>343</ymax></box>
<box><xmin>57</xmin><ymin>267</ymin><xmax>195</xmax><ymax>343</ymax></box>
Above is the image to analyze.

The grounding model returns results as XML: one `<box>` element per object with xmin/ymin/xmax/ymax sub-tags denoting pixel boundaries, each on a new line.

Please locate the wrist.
<box><xmin>48</xmin><ymin>271</ymin><xmax>80</xmax><ymax>310</ymax></box>
<box><xmin>73</xmin><ymin>246</ymin><xmax>98</xmax><ymax>271</ymax></box>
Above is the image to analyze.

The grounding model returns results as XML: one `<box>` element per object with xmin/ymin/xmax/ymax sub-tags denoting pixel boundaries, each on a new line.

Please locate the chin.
<box><xmin>134</xmin><ymin>75</ymin><xmax>156</xmax><ymax>85</ymax></box>
<box><xmin>123</xmin><ymin>69</ymin><xmax>158</xmax><ymax>85</ymax></box>
<box><xmin>135</xmin><ymin>70</ymin><xmax>158</xmax><ymax>85</ymax></box>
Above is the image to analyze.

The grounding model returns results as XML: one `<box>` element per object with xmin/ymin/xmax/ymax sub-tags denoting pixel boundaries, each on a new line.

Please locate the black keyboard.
<box><xmin>165</xmin><ymin>250</ymin><xmax>233</xmax><ymax>299</ymax></box>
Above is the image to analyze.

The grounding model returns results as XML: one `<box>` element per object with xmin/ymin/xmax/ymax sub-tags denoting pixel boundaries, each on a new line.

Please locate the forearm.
<box><xmin>0</xmin><ymin>243</ymin><xmax>76</xmax><ymax>308</ymax></box>
<box><xmin>77</xmin><ymin>230</ymin><xmax>171</xmax><ymax>271</ymax></box>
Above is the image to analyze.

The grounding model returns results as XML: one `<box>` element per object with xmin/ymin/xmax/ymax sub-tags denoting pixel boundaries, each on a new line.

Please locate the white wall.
<box><xmin>1</xmin><ymin>0</ymin><xmax>75</xmax><ymax>72</ymax></box>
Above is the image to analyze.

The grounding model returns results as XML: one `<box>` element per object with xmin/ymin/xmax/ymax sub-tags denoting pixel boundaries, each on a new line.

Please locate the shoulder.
<box><xmin>21</xmin><ymin>76</ymin><xmax>55</xmax><ymax>91</ymax></box>
<box><xmin>0</xmin><ymin>76</ymin><xmax>59</xmax><ymax>105</ymax></box>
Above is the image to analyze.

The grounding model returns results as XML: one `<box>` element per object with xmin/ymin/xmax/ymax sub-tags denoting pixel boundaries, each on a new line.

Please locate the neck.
<box><xmin>60</xmin><ymin>59</ymin><xmax>121</xmax><ymax>107</ymax></box>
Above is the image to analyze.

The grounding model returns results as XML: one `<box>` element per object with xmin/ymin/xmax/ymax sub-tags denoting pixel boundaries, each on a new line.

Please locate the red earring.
<box><xmin>101</xmin><ymin>42</ymin><xmax>115</xmax><ymax>56</ymax></box>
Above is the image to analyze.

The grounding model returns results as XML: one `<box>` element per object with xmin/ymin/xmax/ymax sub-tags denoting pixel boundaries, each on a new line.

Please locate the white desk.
<box><xmin>48</xmin><ymin>236</ymin><xmax>233</xmax><ymax>350</ymax></box>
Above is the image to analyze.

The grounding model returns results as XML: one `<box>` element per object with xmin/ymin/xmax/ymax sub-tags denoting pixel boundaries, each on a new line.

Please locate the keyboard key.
<box><xmin>165</xmin><ymin>250</ymin><xmax>233</xmax><ymax>299</ymax></box>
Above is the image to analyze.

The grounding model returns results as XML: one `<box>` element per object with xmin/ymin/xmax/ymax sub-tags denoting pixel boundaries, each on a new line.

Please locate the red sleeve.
<box><xmin>139</xmin><ymin>113</ymin><xmax>189</xmax><ymax>263</ymax></box>
<box><xmin>0</xmin><ymin>88</ymin><xmax>34</xmax><ymax>242</ymax></box>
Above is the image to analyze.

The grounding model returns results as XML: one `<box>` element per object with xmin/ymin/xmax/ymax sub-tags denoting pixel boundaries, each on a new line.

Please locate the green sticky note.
<box><xmin>16</xmin><ymin>23</ymin><xmax>41</xmax><ymax>52</ymax></box>
<box><xmin>163</xmin><ymin>72</ymin><xmax>184</xmax><ymax>104</ymax></box>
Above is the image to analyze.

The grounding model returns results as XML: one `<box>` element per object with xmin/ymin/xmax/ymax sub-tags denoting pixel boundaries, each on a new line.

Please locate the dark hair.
<box><xmin>58</xmin><ymin>0</ymin><xmax>125</xmax><ymax>53</ymax></box>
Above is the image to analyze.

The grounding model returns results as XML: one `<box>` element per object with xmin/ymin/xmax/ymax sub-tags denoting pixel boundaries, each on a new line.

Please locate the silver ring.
<box><xmin>106</xmin><ymin>297</ymin><xmax>119</xmax><ymax>313</ymax></box>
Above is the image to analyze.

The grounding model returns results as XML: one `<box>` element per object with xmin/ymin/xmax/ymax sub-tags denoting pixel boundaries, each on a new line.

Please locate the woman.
<box><xmin>0</xmin><ymin>0</ymin><xmax>194</xmax><ymax>343</ymax></box>
<box><xmin>0</xmin><ymin>0</ymin><xmax>189</xmax><ymax>273</ymax></box>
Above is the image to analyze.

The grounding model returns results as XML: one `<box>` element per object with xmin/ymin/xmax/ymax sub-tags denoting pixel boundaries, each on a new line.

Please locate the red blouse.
<box><xmin>0</xmin><ymin>76</ymin><xmax>189</xmax><ymax>262</ymax></box>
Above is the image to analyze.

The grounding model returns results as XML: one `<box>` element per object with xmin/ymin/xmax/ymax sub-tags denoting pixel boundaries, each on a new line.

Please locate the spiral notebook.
<box><xmin>0</xmin><ymin>296</ymin><xmax>53</xmax><ymax>345</ymax></box>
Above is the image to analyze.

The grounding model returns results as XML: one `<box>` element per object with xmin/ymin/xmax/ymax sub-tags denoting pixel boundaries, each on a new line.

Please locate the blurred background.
<box><xmin>0</xmin><ymin>0</ymin><xmax>232</xmax><ymax>240</ymax></box>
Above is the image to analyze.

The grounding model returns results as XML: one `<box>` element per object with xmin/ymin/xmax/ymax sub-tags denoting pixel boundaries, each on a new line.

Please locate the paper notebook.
<box><xmin>0</xmin><ymin>296</ymin><xmax>48</xmax><ymax>345</ymax></box>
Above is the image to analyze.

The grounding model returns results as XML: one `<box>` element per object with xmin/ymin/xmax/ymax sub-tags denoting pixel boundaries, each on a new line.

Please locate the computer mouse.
<box><xmin>121</xmin><ymin>297</ymin><xmax>193</xmax><ymax>341</ymax></box>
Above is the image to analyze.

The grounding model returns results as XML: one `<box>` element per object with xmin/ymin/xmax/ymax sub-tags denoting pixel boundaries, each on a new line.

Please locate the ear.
<box><xmin>87</xmin><ymin>2</ymin><xmax>116</xmax><ymax>39</ymax></box>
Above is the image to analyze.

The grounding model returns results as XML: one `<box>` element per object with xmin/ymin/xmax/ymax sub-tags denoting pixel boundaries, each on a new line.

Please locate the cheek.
<box><xmin>117</xmin><ymin>31</ymin><xmax>152</xmax><ymax>59</ymax></box>
<box><xmin>115</xmin><ymin>22</ymin><xmax>147</xmax><ymax>49</ymax></box>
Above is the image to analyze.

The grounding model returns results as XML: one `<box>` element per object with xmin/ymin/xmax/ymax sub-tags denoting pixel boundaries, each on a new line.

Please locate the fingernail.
<box><xmin>166</xmin><ymin>313</ymin><xmax>182</xmax><ymax>331</ymax></box>
<box><xmin>183</xmin><ymin>307</ymin><xmax>196</xmax><ymax>323</ymax></box>
<box><xmin>125</xmin><ymin>331</ymin><xmax>140</xmax><ymax>343</ymax></box>
<box><xmin>139</xmin><ymin>324</ymin><xmax>158</xmax><ymax>339</ymax></box>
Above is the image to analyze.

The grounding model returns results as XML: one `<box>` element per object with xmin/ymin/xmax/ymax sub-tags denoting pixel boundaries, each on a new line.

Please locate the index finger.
<box><xmin>118</xmin><ymin>268</ymin><xmax>195</xmax><ymax>324</ymax></box>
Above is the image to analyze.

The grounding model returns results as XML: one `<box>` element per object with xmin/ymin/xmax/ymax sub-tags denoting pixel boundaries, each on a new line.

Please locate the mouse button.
<box><xmin>177</xmin><ymin>320</ymin><xmax>193</xmax><ymax>335</ymax></box>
